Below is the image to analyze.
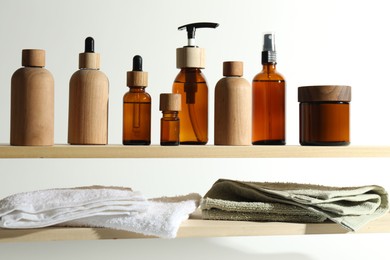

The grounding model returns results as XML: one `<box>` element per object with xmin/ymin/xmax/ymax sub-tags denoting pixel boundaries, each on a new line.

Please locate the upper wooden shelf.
<box><xmin>1</xmin><ymin>145</ymin><xmax>390</xmax><ymax>159</ymax></box>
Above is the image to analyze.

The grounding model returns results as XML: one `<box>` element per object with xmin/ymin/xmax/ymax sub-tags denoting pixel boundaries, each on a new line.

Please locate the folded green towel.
<box><xmin>201</xmin><ymin>179</ymin><xmax>389</xmax><ymax>231</ymax></box>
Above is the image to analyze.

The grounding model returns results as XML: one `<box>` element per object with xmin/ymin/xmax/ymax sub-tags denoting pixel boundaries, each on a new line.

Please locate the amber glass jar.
<box><xmin>298</xmin><ymin>85</ymin><xmax>351</xmax><ymax>146</ymax></box>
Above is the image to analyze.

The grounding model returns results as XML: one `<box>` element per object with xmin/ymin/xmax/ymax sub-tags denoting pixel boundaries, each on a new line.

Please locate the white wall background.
<box><xmin>1</xmin><ymin>0</ymin><xmax>389</xmax><ymax>259</ymax></box>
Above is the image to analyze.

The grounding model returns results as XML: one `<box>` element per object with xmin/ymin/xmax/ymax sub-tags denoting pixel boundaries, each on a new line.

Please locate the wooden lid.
<box><xmin>176</xmin><ymin>47</ymin><xmax>205</xmax><ymax>68</ymax></box>
<box><xmin>127</xmin><ymin>71</ymin><xmax>148</xmax><ymax>87</ymax></box>
<box><xmin>223</xmin><ymin>61</ymin><xmax>243</xmax><ymax>76</ymax></box>
<box><xmin>22</xmin><ymin>49</ymin><xmax>45</xmax><ymax>67</ymax></box>
<box><xmin>79</xmin><ymin>53</ymin><xmax>100</xmax><ymax>69</ymax></box>
<box><xmin>160</xmin><ymin>93</ymin><xmax>181</xmax><ymax>111</ymax></box>
<box><xmin>298</xmin><ymin>85</ymin><xmax>351</xmax><ymax>102</ymax></box>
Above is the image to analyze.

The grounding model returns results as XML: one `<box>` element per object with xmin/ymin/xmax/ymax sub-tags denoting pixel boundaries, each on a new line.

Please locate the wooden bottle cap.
<box><xmin>79</xmin><ymin>53</ymin><xmax>100</xmax><ymax>69</ymax></box>
<box><xmin>127</xmin><ymin>71</ymin><xmax>148</xmax><ymax>87</ymax></box>
<box><xmin>176</xmin><ymin>47</ymin><xmax>205</xmax><ymax>68</ymax></box>
<box><xmin>160</xmin><ymin>93</ymin><xmax>181</xmax><ymax>111</ymax></box>
<box><xmin>223</xmin><ymin>61</ymin><xmax>243</xmax><ymax>76</ymax></box>
<box><xmin>298</xmin><ymin>85</ymin><xmax>351</xmax><ymax>102</ymax></box>
<box><xmin>22</xmin><ymin>49</ymin><xmax>45</xmax><ymax>67</ymax></box>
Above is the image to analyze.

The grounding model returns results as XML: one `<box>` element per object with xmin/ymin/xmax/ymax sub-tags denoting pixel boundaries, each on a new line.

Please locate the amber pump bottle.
<box><xmin>252</xmin><ymin>33</ymin><xmax>286</xmax><ymax>145</ymax></box>
<box><xmin>123</xmin><ymin>55</ymin><xmax>151</xmax><ymax>145</ymax></box>
<box><xmin>10</xmin><ymin>49</ymin><xmax>54</xmax><ymax>146</ymax></box>
<box><xmin>172</xmin><ymin>22</ymin><xmax>219</xmax><ymax>145</ymax></box>
<box><xmin>68</xmin><ymin>37</ymin><xmax>109</xmax><ymax>145</ymax></box>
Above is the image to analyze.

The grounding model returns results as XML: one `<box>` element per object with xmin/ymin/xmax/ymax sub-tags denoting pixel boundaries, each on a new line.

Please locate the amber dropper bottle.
<box><xmin>252</xmin><ymin>33</ymin><xmax>286</xmax><ymax>145</ymax></box>
<box><xmin>123</xmin><ymin>55</ymin><xmax>151</xmax><ymax>145</ymax></box>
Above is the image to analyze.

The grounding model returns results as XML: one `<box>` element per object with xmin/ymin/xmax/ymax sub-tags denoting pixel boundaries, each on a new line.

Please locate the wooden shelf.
<box><xmin>1</xmin><ymin>145</ymin><xmax>390</xmax><ymax>158</ymax></box>
<box><xmin>1</xmin><ymin>212</ymin><xmax>389</xmax><ymax>242</ymax></box>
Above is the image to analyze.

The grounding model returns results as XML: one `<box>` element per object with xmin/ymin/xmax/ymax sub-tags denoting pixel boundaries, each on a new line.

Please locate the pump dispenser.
<box><xmin>252</xmin><ymin>33</ymin><xmax>286</xmax><ymax>145</ymax></box>
<box><xmin>172</xmin><ymin>22</ymin><xmax>219</xmax><ymax>145</ymax></box>
<box><xmin>123</xmin><ymin>55</ymin><xmax>151</xmax><ymax>145</ymax></box>
<box><xmin>68</xmin><ymin>37</ymin><xmax>109</xmax><ymax>145</ymax></box>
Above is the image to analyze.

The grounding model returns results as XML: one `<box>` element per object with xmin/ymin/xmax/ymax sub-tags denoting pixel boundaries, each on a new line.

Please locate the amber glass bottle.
<box><xmin>173</xmin><ymin>68</ymin><xmax>208</xmax><ymax>144</ymax></box>
<box><xmin>252</xmin><ymin>33</ymin><xmax>285</xmax><ymax>145</ymax></box>
<box><xmin>123</xmin><ymin>55</ymin><xmax>151</xmax><ymax>145</ymax></box>
<box><xmin>160</xmin><ymin>93</ymin><xmax>181</xmax><ymax>146</ymax></box>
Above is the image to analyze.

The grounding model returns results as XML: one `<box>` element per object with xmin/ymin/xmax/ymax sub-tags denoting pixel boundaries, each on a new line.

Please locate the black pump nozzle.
<box><xmin>178</xmin><ymin>22</ymin><xmax>219</xmax><ymax>46</ymax></box>
<box><xmin>85</xmin><ymin>37</ymin><xmax>95</xmax><ymax>53</ymax></box>
<box><xmin>132</xmin><ymin>55</ymin><xmax>143</xmax><ymax>71</ymax></box>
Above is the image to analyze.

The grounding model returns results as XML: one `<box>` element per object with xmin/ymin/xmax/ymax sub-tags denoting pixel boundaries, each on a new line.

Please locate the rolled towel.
<box><xmin>0</xmin><ymin>186</ymin><xmax>147</xmax><ymax>228</ymax></box>
<box><xmin>63</xmin><ymin>193</ymin><xmax>201</xmax><ymax>239</ymax></box>
<box><xmin>201</xmin><ymin>179</ymin><xmax>389</xmax><ymax>231</ymax></box>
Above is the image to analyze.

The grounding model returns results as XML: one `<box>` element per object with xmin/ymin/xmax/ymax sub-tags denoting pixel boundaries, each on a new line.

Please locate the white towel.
<box><xmin>0</xmin><ymin>186</ymin><xmax>147</xmax><ymax>228</ymax></box>
<box><xmin>63</xmin><ymin>193</ymin><xmax>201</xmax><ymax>239</ymax></box>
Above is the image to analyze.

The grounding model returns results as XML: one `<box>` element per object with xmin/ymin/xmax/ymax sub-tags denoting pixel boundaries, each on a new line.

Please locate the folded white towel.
<box><xmin>0</xmin><ymin>186</ymin><xmax>147</xmax><ymax>228</ymax></box>
<box><xmin>63</xmin><ymin>193</ymin><xmax>201</xmax><ymax>239</ymax></box>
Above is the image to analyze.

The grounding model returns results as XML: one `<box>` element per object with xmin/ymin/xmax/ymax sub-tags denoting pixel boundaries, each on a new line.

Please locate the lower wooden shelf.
<box><xmin>1</xmin><ymin>213</ymin><xmax>389</xmax><ymax>242</ymax></box>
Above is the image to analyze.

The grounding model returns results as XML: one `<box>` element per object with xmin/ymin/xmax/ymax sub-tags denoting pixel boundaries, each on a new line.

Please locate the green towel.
<box><xmin>201</xmin><ymin>179</ymin><xmax>389</xmax><ymax>231</ymax></box>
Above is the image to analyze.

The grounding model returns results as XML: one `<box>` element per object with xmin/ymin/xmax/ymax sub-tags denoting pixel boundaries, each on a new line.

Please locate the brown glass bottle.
<box><xmin>160</xmin><ymin>93</ymin><xmax>181</xmax><ymax>146</ymax></box>
<box><xmin>123</xmin><ymin>55</ymin><xmax>151</xmax><ymax>145</ymax></box>
<box><xmin>123</xmin><ymin>87</ymin><xmax>151</xmax><ymax>145</ymax></box>
<box><xmin>172</xmin><ymin>68</ymin><xmax>208</xmax><ymax>144</ymax></box>
<box><xmin>252</xmin><ymin>64</ymin><xmax>285</xmax><ymax>145</ymax></box>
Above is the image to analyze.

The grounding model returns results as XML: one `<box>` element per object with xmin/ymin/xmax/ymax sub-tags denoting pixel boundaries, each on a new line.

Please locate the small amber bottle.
<box><xmin>159</xmin><ymin>93</ymin><xmax>181</xmax><ymax>146</ymax></box>
<box><xmin>123</xmin><ymin>55</ymin><xmax>151</xmax><ymax>145</ymax></box>
<box><xmin>298</xmin><ymin>85</ymin><xmax>351</xmax><ymax>146</ymax></box>
<box><xmin>252</xmin><ymin>33</ymin><xmax>286</xmax><ymax>145</ymax></box>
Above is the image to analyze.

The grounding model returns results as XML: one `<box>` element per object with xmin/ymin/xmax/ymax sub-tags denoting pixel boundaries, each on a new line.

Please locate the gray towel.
<box><xmin>201</xmin><ymin>179</ymin><xmax>389</xmax><ymax>231</ymax></box>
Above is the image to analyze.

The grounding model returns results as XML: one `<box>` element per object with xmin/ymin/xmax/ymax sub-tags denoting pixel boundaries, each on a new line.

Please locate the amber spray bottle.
<box><xmin>172</xmin><ymin>22</ymin><xmax>219</xmax><ymax>145</ymax></box>
<box><xmin>252</xmin><ymin>33</ymin><xmax>286</xmax><ymax>145</ymax></box>
<box><xmin>123</xmin><ymin>55</ymin><xmax>151</xmax><ymax>145</ymax></box>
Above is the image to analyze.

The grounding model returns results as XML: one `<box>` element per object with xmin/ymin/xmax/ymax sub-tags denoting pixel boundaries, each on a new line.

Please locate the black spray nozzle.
<box><xmin>132</xmin><ymin>55</ymin><xmax>143</xmax><ymax>71</ymax></box>
<box><xmin>85</xmin><ymin>37</ymin><xmax>95</xmax><ymax>53</ymax></box>
<box><xmin>178</xmin><ymin>22</ymin><xmax>219</xmax><ymax>46</ymax></box>
<box><xmin>262</xmin><ymin>33</ymin><xmax>277</xmax><ymax>64</ymax></box>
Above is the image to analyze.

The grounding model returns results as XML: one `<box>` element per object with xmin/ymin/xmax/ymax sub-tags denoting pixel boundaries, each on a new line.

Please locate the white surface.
<box><xmin>1</xmin><ymin>0</ymin><xmax>389</xmax><ymax>259</ymax></box>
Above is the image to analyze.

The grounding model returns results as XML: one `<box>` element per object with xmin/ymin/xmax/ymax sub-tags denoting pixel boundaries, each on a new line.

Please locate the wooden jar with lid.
<box><xmin>10</xmin><ymin>49</ymin><xmax>54</xmax><ymax>146</ymax></box>
<box><xmin>298</xmin><ymin>85</ymin><xmax>351</xmax><ymax>146</ymax></box>
<box><xmin>214</xmin><ymin>61</ymin><xmax>252</xmax><ymax>145</ymax></box>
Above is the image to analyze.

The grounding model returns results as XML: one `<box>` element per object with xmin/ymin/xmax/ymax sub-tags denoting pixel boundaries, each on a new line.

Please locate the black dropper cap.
<box><xmin>178</xmin><ymin>22</ymin><xmax>219</xmax><ymax>46</ymax></box>
<box><xmin>132</xmin><ymin>55</ymin><xmax>143</xmax><ymax>71</ymax></box>
<box><xmin>85</xmin><ymin>37</ymin><xmax>95</xmax><ymax>53</ymax></box>
<box><xmin>261</xmin><ymin>33</ymin><xmax>277</xmax><ymax>64</ymax></box>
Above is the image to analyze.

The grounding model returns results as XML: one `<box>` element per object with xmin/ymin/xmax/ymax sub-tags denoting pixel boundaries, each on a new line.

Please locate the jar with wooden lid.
<box><xmin>159</xmin><ymin>93</ymin><xmax>181</xmax><ymax>146</ymax></box>
<box><xmin>298</xmin><ymin>85</ymin><xmax>351</xmax><ymax>146</ymax></box>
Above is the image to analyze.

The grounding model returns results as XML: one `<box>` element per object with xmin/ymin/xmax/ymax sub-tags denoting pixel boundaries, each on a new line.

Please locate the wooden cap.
<box><xmin>298</xmin><ymin>85</ymin><xmax>351</xmax><ymax>102</ymax></box>
<box><xmin>160</xmin><ymin>93</ymin><xmax>181</xmax><ymax>111</ymax></box>
<box><xmin>79</xmin><ymin>53</ymin><xmax>100</xmax><ymax>69</ymax></box>
<box><xmin>22</xmin><ymin>49</ymin><xmax>45</xmax><ymax>67</ymax></box>
<box><xmin>176</xmin><ymin>47</ymin><xmax>205</xmax><ymax>68</ymax></box>
<box><xmin>127</xmin><ymin>71</ymin><xmax>148</xmax><ymax>87</ymax></box>
<box><xmin>223</xmin><ymin>61</ymin><xmax>243</xmax><ymax>76</ymax></box>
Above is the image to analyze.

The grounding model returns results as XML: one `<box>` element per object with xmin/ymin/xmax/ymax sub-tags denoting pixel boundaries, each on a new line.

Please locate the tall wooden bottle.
<box><xmin>10</xmin><ymin>49</ymin><xmax>54</xmax><ymax>146</ymax></box>
<box><xmin>68</xmin><ymin>37</ymin><xmax>109</xmax><ymax>145</ymax></box>
<box><xmin>214</xmin><ymin>61</ymin><xmax>251</xmax><ymax>145</ymax></box>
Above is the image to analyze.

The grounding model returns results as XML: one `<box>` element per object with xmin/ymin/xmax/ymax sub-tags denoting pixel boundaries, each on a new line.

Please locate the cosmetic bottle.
<box><xmin>252</xmin><ymin>33</ymin><xmax>286</xmax><ymax>145</ymax></box>
<box><xmin>159</xmin><ymin>93</ymin><xmax>181</xmax><ymax>146</ymax></box>
<box><xmin>10</xmin><ymin>49</ymin><xmax>54</xmax><ymax>146</ymax></box>
<box><xmin>172</xmin><ymin>22</ymin><xmax>219</xmax><ymax>145</ymax></box>
<box><xmin>123</xmin><ymin>55</ymin><xmax>151</xmax><ymax>145</ymax></box>
<box><xmin>68</xmin><ymin>37</ymin><xmax>109</xmax><ymax>145</ymax></box>
<box><xmin>214</xmin><ymin>61</ymin><xmax>251</xmax><ymax>145</ymax></box>
<box><xmin>298</xmin><ymin>85</ymin><xmax>351</xmax><ymax>146</ymax></box>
